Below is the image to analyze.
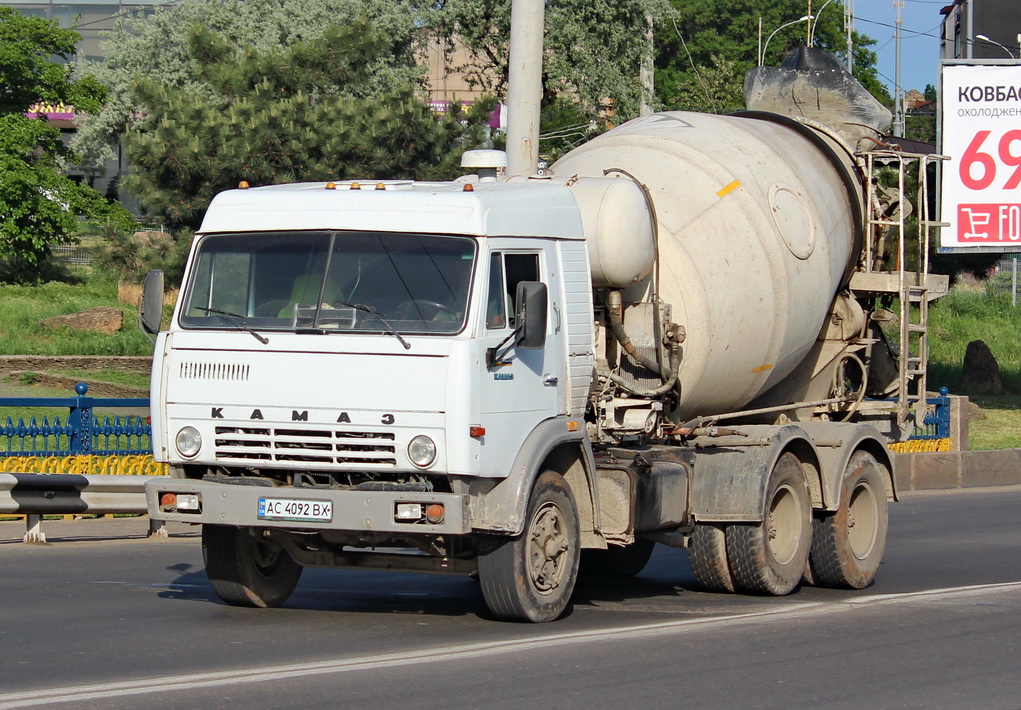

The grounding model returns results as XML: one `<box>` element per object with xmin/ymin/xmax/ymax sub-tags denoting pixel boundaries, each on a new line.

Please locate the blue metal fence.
<box><xmin>911</xmin><ymin>387</ymin><xmax>952</xmax><ymax>441</ymax></box>
<box><xmin>0</xmin><ymin>383</ymin><xmax>152</xmax><ymax>457</ymax></box>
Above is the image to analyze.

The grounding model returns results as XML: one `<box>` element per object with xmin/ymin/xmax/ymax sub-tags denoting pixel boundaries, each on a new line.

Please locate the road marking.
<box><xmin>3</xmin><ymin>580</ymin><xmax>1021</xmax><ymax>708</ymax></box>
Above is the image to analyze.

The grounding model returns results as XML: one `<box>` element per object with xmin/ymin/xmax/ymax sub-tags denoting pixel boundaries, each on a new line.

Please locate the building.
<box><xmin>940</xmin><ymin>0</ymin><xmax>1021</xmax><ymax>60</ymax></box>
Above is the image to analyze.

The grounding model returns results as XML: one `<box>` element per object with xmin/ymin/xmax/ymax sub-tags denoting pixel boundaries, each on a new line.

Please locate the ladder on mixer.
<box><xmin>858</xmin><ymin>150</ymin><xmax>948</xmax><ymax>428</ymax></box>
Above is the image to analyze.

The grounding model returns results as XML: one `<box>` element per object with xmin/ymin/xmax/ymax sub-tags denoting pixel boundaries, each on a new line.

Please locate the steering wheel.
<box><xmin>395</xmin><ymin>299</ymin><xmax>456</xmax><ymax>321</ymax></box>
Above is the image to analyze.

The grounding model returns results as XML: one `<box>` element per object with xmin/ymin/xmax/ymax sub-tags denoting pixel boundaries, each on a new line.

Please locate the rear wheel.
<box><xmin>478</xmin><ymin>471</ymin><xmax>580</xmax><ymax>622</ymax></box>
<box><xmin>202</xmin><ymin>525</ymin><xmax>302</xmax><ymax>608</ymax></box>
<box><xmin>725</xmin><ymin>452</ymin><xmax>811</xmax><ymax>595</ymax></box>
<box><xmin>809</xmin><ymin>450</ymin><xmax>889</xmax><ymax>589</ymax></box>
<box><xmin>688</xmin><ymin>523</ymin><xmax>735</xmax><ymax>592</ymax></box>
<box><xmin>581</xmin><ymin>539</ymin><xmax>655</xmax><ymax>578</ymax></box>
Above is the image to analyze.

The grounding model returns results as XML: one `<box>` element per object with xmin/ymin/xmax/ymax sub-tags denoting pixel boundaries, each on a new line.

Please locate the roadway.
<box><xmin>1</xmin><ymin>486</ymin><xmax>1020</xmax><ymax>709</ymax></box>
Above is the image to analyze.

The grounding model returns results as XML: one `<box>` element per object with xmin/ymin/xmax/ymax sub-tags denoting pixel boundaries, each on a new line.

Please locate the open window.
<box><xmin>486</xmin><ymin>252</ymin><xmax>540</xmax><ymax>330</ymax></box>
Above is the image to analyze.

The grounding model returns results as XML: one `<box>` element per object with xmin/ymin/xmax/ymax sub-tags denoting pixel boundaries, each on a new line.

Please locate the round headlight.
<box><xmin>175</xmin><ymin>426</ymin><xmax>202</xmax><ymax>458</ymax></box>
<box><xmin>407</xmin><ymin>435</ymin><xmax>437</xmax><ymax>468</ymax></box>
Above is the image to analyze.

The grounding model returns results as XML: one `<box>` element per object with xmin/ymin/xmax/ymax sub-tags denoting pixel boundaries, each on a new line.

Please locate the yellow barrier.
<box><xmin>888</xmin><ymin>438</ymin><xmax>952</xmax><ymax>454</ymax></box>
<box><xmin>0</xmin><ymin>455</ymin><xmax>168</xmax><ymax>476</ymax></box>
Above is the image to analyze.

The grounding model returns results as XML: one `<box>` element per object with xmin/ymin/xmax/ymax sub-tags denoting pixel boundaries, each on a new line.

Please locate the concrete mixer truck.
<box><xmin>140</xmin><ymin>48</ymin><xmax>946</xmax><ymax>622</ymax></box>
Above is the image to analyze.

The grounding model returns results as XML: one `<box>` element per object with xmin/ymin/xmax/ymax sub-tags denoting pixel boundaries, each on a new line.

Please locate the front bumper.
<box><xmin>145</xmin><ymin>478</ymin><xmax>471</xmax><ymax>535</ymax></box>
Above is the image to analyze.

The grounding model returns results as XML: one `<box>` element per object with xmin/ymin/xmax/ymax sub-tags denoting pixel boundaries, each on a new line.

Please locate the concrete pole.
<box><xmin>893</xmin><ymin>0</ymin><xmax>904</xmax><ymax>137</ymax></box>
<box><xmin>506</xmin><ymin>0</ymin><xmax>544</xmax><ymax>176</ymax></box>
<box><xmin>845</xmin><ymin>0</ymin><xmax>854</xmax><ymax>73</ymax></box>
<box><xmin>639</xmin><ymin>12</ymin><xmax>655</xmax><ymax>116</ymax></box>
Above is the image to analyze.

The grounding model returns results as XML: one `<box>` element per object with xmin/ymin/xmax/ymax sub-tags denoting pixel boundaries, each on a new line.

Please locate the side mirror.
<box><xmin>515</xmin><ymin>281</ymin><xmax>547</xmax><ymax>349</ymax></box>
<box><xmin>139</xmin><ymin>269</ymin><xmax>165</xmax><ymax>338</ymax></box>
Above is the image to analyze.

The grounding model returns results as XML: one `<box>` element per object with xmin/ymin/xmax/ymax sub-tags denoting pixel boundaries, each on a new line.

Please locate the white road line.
<box><xmin>3</xmin><ymin>580</ymin><xmax>1020</xmax><ymax>709</ymax></box>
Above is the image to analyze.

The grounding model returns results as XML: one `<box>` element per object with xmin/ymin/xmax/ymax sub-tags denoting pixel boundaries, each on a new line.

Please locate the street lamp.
<box><xmin>809</xmin><ymin>0</ymin><xmax>835</xmax><ymax>47</ymax></box>
<box><xmin>760</xmin><ymin>16</ymin><xmax>814</xmax><ymax>66</ymax></box>
<box><xmin>976</xmin><ymin>34</ymin><xmax>1017</xmax><ymax>59</ymax></box>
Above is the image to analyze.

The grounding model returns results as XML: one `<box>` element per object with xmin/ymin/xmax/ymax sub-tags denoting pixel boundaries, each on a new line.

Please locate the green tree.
<box><xmin>0</xmin><ymin>8</ymin><xmax>134</xmax><ymax>282</ymax></box>
<box><xmin>656</xmin><ymin>0</ymin><xmax>890</xmax><ymax>113</ymax></box>
<box><xmin>71</xmin><ymin>0</ymin><xmax>429</xmax><ymax>169</ymax></box>
<box><xmin>437</xmin><ymin>0</ymin><xmax>671</xmax><ymax>122</ymax></box>
<box><xmin>123</xmin><ymin>23</ymin><xmax>495</xmax><ymax>230</ymax></box>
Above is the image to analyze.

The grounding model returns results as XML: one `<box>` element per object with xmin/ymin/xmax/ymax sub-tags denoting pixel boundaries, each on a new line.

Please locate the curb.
<box><xmin>894</xmin><ymin>448</ymin><xmax>1021</xmax><ymax>491</ymax></box>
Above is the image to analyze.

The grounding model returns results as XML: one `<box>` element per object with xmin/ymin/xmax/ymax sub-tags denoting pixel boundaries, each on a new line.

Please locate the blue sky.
<box><xmin>852</xmin><ymin>0</ymin><xmax>948</xmax><ymax>94</ymax></box>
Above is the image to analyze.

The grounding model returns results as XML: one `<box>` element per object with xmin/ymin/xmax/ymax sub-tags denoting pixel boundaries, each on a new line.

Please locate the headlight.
<box><xmin>175</xmin><ymin>426</ymin><xmax>202</xmax><ymax>458</ymax></box>
<box><xmin>407</xmin><ymin>435</ymin><xmax>436</xmax><ymax>468</ymax></box>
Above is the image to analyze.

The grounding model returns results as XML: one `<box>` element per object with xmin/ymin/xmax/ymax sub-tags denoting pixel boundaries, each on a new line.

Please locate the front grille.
<box><xmin>214</xmin><ymin>426</ymin><xmax>397</xmax><ymax>466</ymax></box>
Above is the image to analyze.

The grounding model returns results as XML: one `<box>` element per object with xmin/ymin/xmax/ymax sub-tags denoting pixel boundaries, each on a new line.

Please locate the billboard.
<box><xmin>940</xmin><ymin>62</ymin><xmax>1021</xmax><ymax>251</ymax></box>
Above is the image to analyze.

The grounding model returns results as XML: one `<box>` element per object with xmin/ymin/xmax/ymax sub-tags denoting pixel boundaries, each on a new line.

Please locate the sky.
<box><xmin>851</xmin><ymin>0</ymin><xmax>948</xmax><ymax>95</ymax></box>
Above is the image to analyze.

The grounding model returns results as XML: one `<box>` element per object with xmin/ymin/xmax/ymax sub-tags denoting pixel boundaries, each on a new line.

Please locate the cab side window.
<box><xmin>486</xmin><ymin>252</ymin><xmax>540</xmax><ymax>329</ymax></box>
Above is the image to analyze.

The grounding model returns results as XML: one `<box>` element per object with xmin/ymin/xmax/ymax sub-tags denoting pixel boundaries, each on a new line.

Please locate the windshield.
<box><xmin>180</xmin><ymin>231</ymin><xmax>476</xmax><ymax>334</ymax></box>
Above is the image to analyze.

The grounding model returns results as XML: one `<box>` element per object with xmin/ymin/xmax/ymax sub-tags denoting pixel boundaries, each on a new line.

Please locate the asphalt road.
<box><xmin>1</xmin><ymin>486</ymin><xmax>1020</xmax><ymax>710</ymax></box>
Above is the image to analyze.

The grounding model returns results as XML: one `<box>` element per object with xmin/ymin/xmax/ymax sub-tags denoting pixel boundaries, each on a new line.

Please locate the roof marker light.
<box><xmin>463</xmin><ymin>183</ymin><xmax>474</xmax><ymax>192</ymax></box>
<box><xmin>325</xmin><ymin>182</ymin><xmax>336</xmax><ymax>190</ymax></box>
<box><xmin>376</xmin><ymin>183</ymin><xmax>386</xmax><ymax>190</ymax></box>
<box><xmin>238</xmin><ymin>181</ymin><xmax>250</xmax><ymax>189</ymax></box>
<box><xmin>350</xmin><ymin>182</ymin><xmax>361</xmax><ymax>190</ymax></box>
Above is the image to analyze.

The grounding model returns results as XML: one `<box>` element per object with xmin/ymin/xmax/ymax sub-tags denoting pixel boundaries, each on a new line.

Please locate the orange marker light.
<box><xmin>469</xmin><ymin>426</ymin><xmax>486</xmax><ymax>438</ymax></box>
<box><xmin>425</xmin><ymin>504</ymin><xmax>445</xmax><ymax>524</ymax></box>
<box><xmin>350</xmin><ymin>182</ymin><xmax>361</xmax><ymax>190</ymax></box>
<box><xmin>566</xmin><ymin>421</ymin><xmax>579</xmax><ymax>432</ymax></box>
<box><xmin>325</xmin><ymin>182</ymin><xmax>337</xmax><ymax>190</ymax></box>
<box><xmin>463</xmin><ymin>183</ymin><xmax>474</xmax><ymax>192</ymax></box>
<box><xmin>376</xmin><ymin>183</ymin><xmax>386</xmax><ymax>190</ymax></box>
<box><xmin>238</xmin><ymin>181</ymin><xmax>250</xmax><ymax>189</ymax></box>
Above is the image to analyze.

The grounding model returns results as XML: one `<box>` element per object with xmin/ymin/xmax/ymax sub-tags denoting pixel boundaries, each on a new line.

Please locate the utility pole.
<box><xmin>893</xmin><ymin>0</ymin><xmax>904</xmax><ymax>137</ymax></box>
<box><xmin>505</xmin><ymin>0</ymin><xmax>544</xmax><ymax>176</ymax></box>
<box><xmin>639</xmin><ymin>12</ymin><xmax>654</xmax><ymax>116</ymax></box>
<box><xmin>845</xmin><ymin>0</ymin><xmax>854</xmax><ymax>73</ymax></box>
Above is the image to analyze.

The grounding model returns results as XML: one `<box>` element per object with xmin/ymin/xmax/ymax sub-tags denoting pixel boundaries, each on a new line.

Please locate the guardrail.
<box><xmin>0</xmin><ymin>382</ymin><xmax>152</xmax><ymax>457</ymax></box>
<box><xmin>0</xmin><ymin>473</ymin><xmax>159</xmax><ymax>543</ymax></box>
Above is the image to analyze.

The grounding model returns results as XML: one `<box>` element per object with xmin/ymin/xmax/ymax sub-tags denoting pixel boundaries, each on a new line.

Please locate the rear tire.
<box><xmin>581</xmin><ymin>539</ymin><xmax>655</xmax><ymax>578</ymax></box>
<box><xmin>202</xmin><ymin>525</ymin><xmax>302</xmax><ymax>608</ymax></box>
<box><xmin>478</xmin><ymin>471</ymin><xmax>580</xmax><ymax>622</ymax></box>
<box><xmin>809</xmin><ymin>450</ymin><xmax>889</xmax><ymax>589</ymax></box>
<box><xmin>725</xmin><ymin>452</ymin><xmax>811</xmax><ymax>595</ymax></box>
<box><xmin>688</xmin><ymin>523</ymin><xmax>735</xmax><ymax>592</ymax></box>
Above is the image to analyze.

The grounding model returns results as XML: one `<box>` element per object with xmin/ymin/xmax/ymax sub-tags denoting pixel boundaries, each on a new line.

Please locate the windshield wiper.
<box><xmin>195</xmin><ymin>307</ymin><xmax>269</xmax><ymax>344</ymax></box>
<box><xmin>336</xmin><ymin>301</ymin><xmax>411</xmax><ymax>350</ymax></box>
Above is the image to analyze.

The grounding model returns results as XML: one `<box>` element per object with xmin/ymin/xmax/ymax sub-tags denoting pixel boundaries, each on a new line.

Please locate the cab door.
<box><xmin>475</xmin><ymin>246</ymin><xmax>566</xmax><ymax>477</ymax></box>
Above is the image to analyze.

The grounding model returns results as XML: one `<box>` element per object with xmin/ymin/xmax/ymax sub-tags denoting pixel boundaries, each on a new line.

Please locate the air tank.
<box><xmin>552</xmin><ymin>110</ymin><xmax>864</xmax><ymax>419</ymax></box>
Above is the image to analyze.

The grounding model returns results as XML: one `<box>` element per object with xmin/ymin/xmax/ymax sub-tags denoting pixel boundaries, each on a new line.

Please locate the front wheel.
<box><xmin>202</xmin><ymin>525</ymin><xmax>302</xmax><ymax>608</ymax></box>
<box><xmin>809</xmin><ymin>450</ymin><xmax>889</xmax><ymax>589</ymax></box>
<box><xmin>478</xmin><ymin>471</ymin><xmax>580</xmax><ymax>622</ymax></box>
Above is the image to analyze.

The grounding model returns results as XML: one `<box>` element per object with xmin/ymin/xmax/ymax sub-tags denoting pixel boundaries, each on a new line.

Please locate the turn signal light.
<box><xmin>425</xmin><ymin>504</ymin><xmax>445</xmax><ymax>524</ymax></box>
<box><xmin>469</xmin><ymin>426</ymin><xmax>486</xmax><ymax>438</ymax></box>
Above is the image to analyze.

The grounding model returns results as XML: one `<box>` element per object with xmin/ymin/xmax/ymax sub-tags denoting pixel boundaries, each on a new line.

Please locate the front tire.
<box><xmin>478</xmin><ymin>471</ymin><xmax>580</xmax><ymax>622</ymax></box>
<box><xmin>725</xmin><ymin>452</ymin><xmax>812</xmax><ymax>595</ymax></box>
<box><xmin>809</xmin><ymin>450</ymin><xmax>889</xmax><ymax>589</ymax></box>
<box><xmin>202</xmin><ymin>525</ymin><xmax>302</xmax><ymax>608</ymax></box>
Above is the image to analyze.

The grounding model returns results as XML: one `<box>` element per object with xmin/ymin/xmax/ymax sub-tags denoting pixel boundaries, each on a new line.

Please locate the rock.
<box><xmin>961</xmin><ymin>339</ymin><xmax>1002</xmax><ymax>395</ymax></box>
<box><xmin>967</xmin><ymin>401</ymin><xmax>987</xmax><ymax>421</ymax></box>
<box><xmin>41</xmin><ymin>307</ymin><xmax>123</xmax><ymax>335</ymax></box>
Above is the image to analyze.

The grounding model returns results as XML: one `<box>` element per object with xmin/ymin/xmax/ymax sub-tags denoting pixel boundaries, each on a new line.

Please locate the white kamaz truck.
<box><xmin>142</xmin><ymin>49</ymin><xmax>946</xmax><ymax>622</ymax></box>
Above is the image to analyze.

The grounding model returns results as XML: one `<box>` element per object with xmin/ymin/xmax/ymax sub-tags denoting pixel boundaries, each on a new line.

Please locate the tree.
<box><xmin>436</xmin><ymin>0</ymin><xmax>672</xmax><ymax>122</ymax></box>
<box><xmin>0</xmin><ymin>8</ymin><xmax>134</xmax><ymax>282</ymax></box>
<box><xmin>71</xmin><ymin>0</ymin><xmax>430</xmax><ymax>169</ymax></box>
<box><xmin>656</xmin><ymin>0</ymin><xmax>890</xmax><ymax>113</ymax></box>
<box><xmin>123</xmin><ymin>23</ymin><xmax>496</xmax><ymax>230</ymax></box>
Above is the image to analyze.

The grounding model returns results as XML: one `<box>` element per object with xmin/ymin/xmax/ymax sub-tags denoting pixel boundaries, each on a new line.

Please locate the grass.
<box><xmin>52</xmin><ymin>369</ymin><xmax>150</xmax><ymax>390</ymax></box>
<box><xmin>926</xmin><ymin>286</ymin><xmax>1021</xmax><ymax>449</ymax></box>
<box><xmin>0</xmin><ymin>271</ymin><xmax>155</xmax><ymax>356</ymax></box>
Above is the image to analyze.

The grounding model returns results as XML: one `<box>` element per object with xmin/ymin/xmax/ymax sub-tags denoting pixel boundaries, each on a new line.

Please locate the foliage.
<box><xmin>71</xmin><ymin>0</ymin><xmax>429</xmax><ymax>169</ymax></box>
<box><xmin>121</xmin><ymin>23</ymin><xmax>495</xmax><ymax>231</ymax></box>
<box><xmin>655</xmin><ymin>0</ymin><xmax>889</xmax><ymax>113</ymax></box>
<box><xmin>437</xmin><ymin>0</ymin><xmax>669</xmax><ymax>122</ymax></box>
<box><xmin>539</xmin><ymin>98</ymin><xmax>603</xmax><ymax>162</ymax></box>
<box><xmin>0</xmin><ymin>8</ymin><xmax>134</xmax><ymax>283</ymax></box>
<box><xmin>92</xmin><ymin>221</ymin><xmax>192</xmax><ymax>287</ymax></box>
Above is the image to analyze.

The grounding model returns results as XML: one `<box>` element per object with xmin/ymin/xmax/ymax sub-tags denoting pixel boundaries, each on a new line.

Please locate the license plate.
<box><xmin>257</xmin><ymin>497</ymin><xmax>332</xmax><ymax>523</ymax></box>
